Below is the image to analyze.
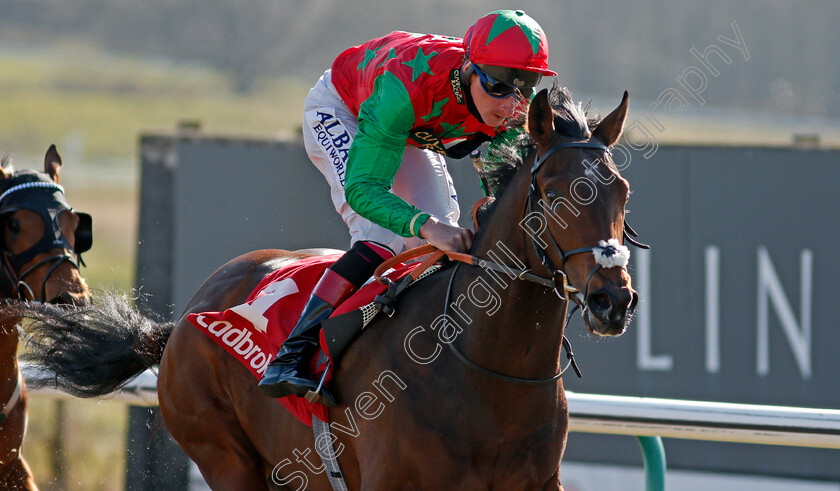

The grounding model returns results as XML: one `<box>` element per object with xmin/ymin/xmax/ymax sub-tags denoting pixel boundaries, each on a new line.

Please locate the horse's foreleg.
<box><xmin>190</xmin><ymin>447</ymin><xmax>268</xmax><ymax>491</ymax></box>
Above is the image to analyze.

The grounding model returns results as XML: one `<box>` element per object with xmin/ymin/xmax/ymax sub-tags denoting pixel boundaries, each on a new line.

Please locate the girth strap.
<box><xmin>311</xmin><ymin>415</ymin><xmax>348</xmax><ymax>491</ymax></box>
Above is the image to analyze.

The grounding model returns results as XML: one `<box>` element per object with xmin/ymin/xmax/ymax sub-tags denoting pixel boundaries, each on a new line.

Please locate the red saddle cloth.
<box><xmin>186</xmin><ymin>253</ymin><xmax>420</xmax><ymax>426</ymax></box>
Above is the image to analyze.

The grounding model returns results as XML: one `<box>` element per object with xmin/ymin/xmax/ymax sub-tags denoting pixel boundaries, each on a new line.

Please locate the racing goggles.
<box><xmin>473</xmin><ymin>63</ymin><xmax>541</xmax><ymax>99</ymax></box>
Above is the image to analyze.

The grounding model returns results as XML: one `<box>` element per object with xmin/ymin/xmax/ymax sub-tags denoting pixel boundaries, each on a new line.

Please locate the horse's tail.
<box><xmin>17</xmin><ymin>292</ymin><xmax>173</xmax><ymax>398</ymax></box>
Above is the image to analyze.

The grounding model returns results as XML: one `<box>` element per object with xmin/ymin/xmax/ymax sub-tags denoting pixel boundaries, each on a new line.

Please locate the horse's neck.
<box><xmin>0</xmin><ymin>262</ymin><xmax>21</xmax><ymax>359</ymax></box>
<box><xmin>0</xmin><ymin>273</ymin><xmax>24</xmax><ymax>366</ymax></box>
<box><xmin>470</xmin><ymin>166</ymin><xmax>531</xmax><ymax>265</ymax></box>
<box><xmin>456</xmin><ymin>167</ymin><xmax>569</xmax><ymax>381</ymax></box>
<box><xmin>0</xmin><ymin>316</ymin><xmax>20</xmax><ymax>369</ymax></box>
<box><xmin>0</xmin><ymin>316</ymin><xmax>21</xmax><ymax>413</ymax></box>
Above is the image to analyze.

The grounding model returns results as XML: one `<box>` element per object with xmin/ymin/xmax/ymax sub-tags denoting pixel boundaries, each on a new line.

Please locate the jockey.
<box><xmin>258</xmin><ymin>10</ymin><xmax>556</xmax><ymax>400</ymax></box>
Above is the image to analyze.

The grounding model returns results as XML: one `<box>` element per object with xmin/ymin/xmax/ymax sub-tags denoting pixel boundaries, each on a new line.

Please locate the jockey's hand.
<box><xmin>419</xmin><ymin>217</ymin><xmax>473</xmax><ymax>253</ymax></box>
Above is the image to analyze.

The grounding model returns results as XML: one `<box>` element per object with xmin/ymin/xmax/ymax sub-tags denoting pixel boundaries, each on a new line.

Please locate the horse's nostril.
<box><xmin>628</xmin><ymin>291</ymin><xmax>639</xmax><ymax>315</ymax></box>
<box><xmin>588</xmin><ymin>292</ymin><xmax>612</xmax><ymax>314</ymax></box>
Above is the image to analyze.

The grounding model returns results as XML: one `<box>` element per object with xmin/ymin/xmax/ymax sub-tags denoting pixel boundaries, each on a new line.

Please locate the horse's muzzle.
<box><xmin>585</xmin><ymin>285</ymin><xmax>637</xmax><ymax>336</ymax></box>
<box><xmin>48</xmin><ymin>290</ymin><xmax>91</xmax><ymax>307</ymax></box>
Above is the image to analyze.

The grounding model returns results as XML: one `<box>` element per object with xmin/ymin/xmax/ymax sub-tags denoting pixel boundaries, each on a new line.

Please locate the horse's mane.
<box><xmin>478</xmin><ymin>81</ymin><xmax>600</xmax><ymax>199</ymax></box>
<box><xmin>473</xmin><ymin>82</ymin><xmax>601</xmax><ymax>227</ymax></box>
<box><xmin>0</xmin><ymin>154</ymin><xmax>12</xmax><ymax>174</ymax></box>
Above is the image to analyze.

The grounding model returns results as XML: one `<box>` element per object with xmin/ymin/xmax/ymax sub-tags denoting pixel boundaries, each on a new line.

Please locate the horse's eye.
<box><xmin>544</xmin><ymin>189</ymin><xmax>559</xmax><ymax>200</ymax></box>
<box><xmin>6</xmin><ymin>218</ymin><xmax>21</xmax><ymax>234</ymax></box>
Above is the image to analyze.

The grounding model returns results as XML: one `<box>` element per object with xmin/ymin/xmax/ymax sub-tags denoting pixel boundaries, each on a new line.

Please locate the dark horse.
<box><xmin>0</xmin><ymin>145</ymin><xmax>92</xmax><ymax>490</ymax></box>
<box><xmin>17</xmin><ymin>88</ymin><xmax>638</xmax><ymax>489</ymax></box>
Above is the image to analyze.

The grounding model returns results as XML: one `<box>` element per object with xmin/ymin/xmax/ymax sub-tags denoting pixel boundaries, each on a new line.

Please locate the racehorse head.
<box><xmin>0</xmin><ymin>145</ymin><xmax>92</xmax><ymax>305</ymax></box>
<box><xmin>523</xmin><ymin>87</ymin><xmax>637</xmax><ymax>336</ymax></box>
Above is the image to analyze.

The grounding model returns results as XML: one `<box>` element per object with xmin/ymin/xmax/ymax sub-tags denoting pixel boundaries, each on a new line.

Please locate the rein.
<box><xmin>373</xmin><ymin>248</ymin><xmax>582</xmax><ymax>384</ymax></box>
<box><xmin>374</xmin><ymin>244</ymin><xmax>578</xmax><ymax>299</ymax></box>
<box><xmin>372</xmin><ymin>139</ymin><xmax>647</xmax><ymax>386</ymax></box>
<box><xmin>3</xmin><ymin>252</ymin><xmax>81</xmax><ymax>302</ymax></box>
<box><xmin>442</xmin><ymin>262</ymin><xmax>582</xmax><ymax>384</ymax></box>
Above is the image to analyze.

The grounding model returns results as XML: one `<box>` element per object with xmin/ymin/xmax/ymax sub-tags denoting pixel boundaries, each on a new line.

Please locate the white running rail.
<box><xmin>23</xmin><ymin>365</ymin><xmax>840</xmax><ymax>449</ymax></box>
<box><xmin>565</xmin><ymin>391</ymin><xmax>840</xmax><ymax>449</ymax></box>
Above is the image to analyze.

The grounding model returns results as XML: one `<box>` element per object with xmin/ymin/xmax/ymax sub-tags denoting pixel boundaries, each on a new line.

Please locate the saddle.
<box><xmin>186</xmin><ymin>253</ymin><xmax>431</xmax><ymax>426</ymax></box>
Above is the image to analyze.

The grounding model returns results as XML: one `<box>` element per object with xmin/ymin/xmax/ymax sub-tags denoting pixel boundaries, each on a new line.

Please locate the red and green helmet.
<box><xmin>464</xmin><ymin>10</ymin><xmax>557</xmax><ymax>92</ymax></box>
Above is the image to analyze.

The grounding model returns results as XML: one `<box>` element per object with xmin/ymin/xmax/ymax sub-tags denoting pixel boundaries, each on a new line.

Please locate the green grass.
<box><xmin>0</xmin><ymin>43</ymin><xmax>310</xmax><ymax>293</ymax></box>
<box><xmin>26</xmin><ymin>398</ymin><xmax>128</xmax><ymax>491</ymax></box>
<box><xmin>0</xmin><ymin>44</ymin><xmax>309</xmax><ymax>490</ymax></box>
<box><xmin>0</xmin><ymin>44</ymin><xmax>308</xmax><ymax>159</ymax></box>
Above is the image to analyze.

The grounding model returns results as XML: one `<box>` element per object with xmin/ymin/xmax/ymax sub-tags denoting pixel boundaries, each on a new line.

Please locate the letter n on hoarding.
<box><xmin>756</xmin><ymin>247</ymin><xmax>813</xmax><ymax>379</ymax></box>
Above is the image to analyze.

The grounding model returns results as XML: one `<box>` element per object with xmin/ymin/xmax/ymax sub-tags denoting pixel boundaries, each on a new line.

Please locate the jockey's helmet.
<box><xmin>463</xmin><ymin>10</ymin><xmax>557</xmax><ymax>97</ymax></box>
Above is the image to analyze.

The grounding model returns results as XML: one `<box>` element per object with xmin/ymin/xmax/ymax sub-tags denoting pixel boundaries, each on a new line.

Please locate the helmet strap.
<box><xmin>460</xmin><ymin>61</ymin><xmax>486</xmax><ymax>125</ymax></box>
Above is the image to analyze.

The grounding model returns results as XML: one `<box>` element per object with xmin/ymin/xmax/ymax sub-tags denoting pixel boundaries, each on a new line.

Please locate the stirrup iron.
<box><xmin>304</xmin><ymin>361</ymin><xmax>336</xmax><ymax>406</ymax></box>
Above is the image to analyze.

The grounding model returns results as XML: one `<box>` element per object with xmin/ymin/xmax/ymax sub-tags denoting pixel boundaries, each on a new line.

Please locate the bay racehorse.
<box><xmin>15</xmin><ymin>87</ymin><xmax>640</xmax><ymax>490</ymax></box>
<box><xmin>0</xmin><ymin>145</ymin><xmax>92</xmax><ymax>490</ymax></box>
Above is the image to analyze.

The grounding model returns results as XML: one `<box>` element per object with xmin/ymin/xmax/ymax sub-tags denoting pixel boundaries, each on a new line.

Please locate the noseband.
<box><xmin>0</xmin><ymin>179</ymin><xmax>91</xmax><ymax>302</ymax></box>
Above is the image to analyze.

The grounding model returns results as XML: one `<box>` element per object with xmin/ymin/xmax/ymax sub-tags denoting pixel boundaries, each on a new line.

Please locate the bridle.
<box><xmin>372</xmin><ymin>140</ymin><xmax>649</xmax><ymax>385</ymax></box>
<box><xmin>525</xmin><ymin>140</ymin><xmax>642</xmax><ymax>312</ymax></box>
<box><xmin>444</xmin><ymin>140</ymin><xmax>648</xmax><ymax>385</ymax></box>
<box><xmin>0</xmin><ymin>178</ymin><xmax>92</xmax><ymax>303</ymax></box>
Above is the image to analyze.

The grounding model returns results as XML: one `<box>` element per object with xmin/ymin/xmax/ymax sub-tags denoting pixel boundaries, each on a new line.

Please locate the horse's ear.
<box><xmin>592</xmin><ymin>91</ymin><xmax>629</xmax><ymax>147</ymax></box>
<box><xmin>527</xmin><ymin>89</ymin><xmax>555</xmax><ymax>148</ymax></box>
<box><xmin>44</xmin><ymin>144</ymin><xmax>62</xmax><ymax>183</ymax></box>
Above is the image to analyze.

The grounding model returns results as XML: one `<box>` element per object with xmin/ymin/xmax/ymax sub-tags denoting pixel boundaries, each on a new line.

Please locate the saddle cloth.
<box><xmin>186</xmin><ymin>253</ymin><xmax>422</xmax><ymax>426</ymax></box>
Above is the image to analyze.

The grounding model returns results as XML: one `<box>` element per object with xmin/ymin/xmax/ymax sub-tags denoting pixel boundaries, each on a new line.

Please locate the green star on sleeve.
<box><xmin>402</xmin><ymin>47</ymin><xmax>437</xmax><ymax>82</ymax></box>
<box><xmin>377</xmin><ymin>48</ymin><xmax>398</xmax><ymax>69</ymax></box>
<box><xmin>440</xmin><ymin>121</ymin><xmax>467</xmax><ymax>138</ymax></box>
<box><xmin>421</xmin><ymin>97</ymin><xmax>448</xmax><ymax>122</ymax></box>
<box><xmin>357</xmin><ymin>46</ymin><xmax>382</xmax><ymax>73</ymax></box>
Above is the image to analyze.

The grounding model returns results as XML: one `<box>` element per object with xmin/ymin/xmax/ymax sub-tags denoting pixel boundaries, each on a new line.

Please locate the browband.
<box><xmin>531</xmin><ymin>141</ymin><xmax>609</xmax><ymax>174</ymax></box>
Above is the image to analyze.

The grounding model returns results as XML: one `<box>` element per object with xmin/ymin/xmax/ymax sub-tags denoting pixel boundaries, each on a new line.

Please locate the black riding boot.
<box><xmin>257</xmin><ymin>270</ymin><xmax>355</xmax><ymax>403</ymax></box>
<box><xmin>258</xmin><ymin>241</ymin><xmax>393</xmax><ymax>404</ymax></box>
